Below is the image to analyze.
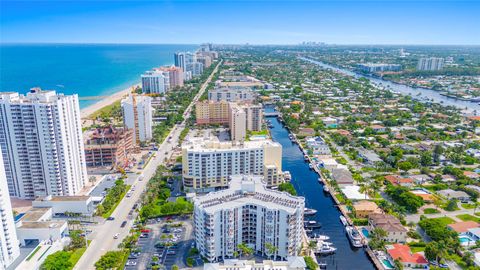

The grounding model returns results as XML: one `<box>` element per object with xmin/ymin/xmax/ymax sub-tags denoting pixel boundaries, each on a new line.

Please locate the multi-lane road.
<box><xmin>74</xmin><ymin>61</ymin><xmax>221</xmax><ymax>270</ymax></box>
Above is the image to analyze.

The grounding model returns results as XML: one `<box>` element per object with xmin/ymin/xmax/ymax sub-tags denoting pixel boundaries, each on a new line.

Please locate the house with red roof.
<box><xmin>386</xmin><ymin>244</ymin><xmax>428</xmax><ymax>269</ymax></box>
<box><xmin>385</xmin><ymin>175</ymin><xmax>414</xmax><ymax>187</ymax></box>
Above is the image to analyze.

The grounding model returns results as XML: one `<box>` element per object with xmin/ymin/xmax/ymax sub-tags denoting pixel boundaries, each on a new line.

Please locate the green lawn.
<box><xmin>102</xmin><ymin>185</ymin><xmax>131</xmax><ymax>218</ymax></box>
<box><xmin>26</xmin><ymin>246</ymin><xmax>42</xmax><ymax>261</ymax></box>
<box><xmin>423</xmin><ymin>208</ymin><xmax>440</xmax><ymax>214</ymax></box>
<box><xmin>431</xmin><ymin>217</ymin><xmax>455</xmax><ymax>226</ymax></box>
<box><xmin>456</xmin><ymin>214</ymin><xmax>480</xmax><ymax>223</ymax></box>
<box><xmin>461</xmin><ymin>203</ymin><xmax>476</xmax><ymax>210</ymax></box>
<box><xmin>410</xmin><ymin>246</ymin><xmax>426</xmax><ymax>253</ymax></box>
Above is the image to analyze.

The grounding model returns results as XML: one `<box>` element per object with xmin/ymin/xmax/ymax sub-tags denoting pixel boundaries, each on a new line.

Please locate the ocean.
<box><xmin>0</xmin><ymin>43</ymin><xmax>197</xmax><ymax>108</ymax></box>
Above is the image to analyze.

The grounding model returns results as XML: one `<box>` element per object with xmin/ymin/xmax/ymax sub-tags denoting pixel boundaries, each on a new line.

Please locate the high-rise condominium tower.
<box><xmin>0</xmin><ymin>88</ymin><xmax>87</xmax><ymax>199</ymax></box>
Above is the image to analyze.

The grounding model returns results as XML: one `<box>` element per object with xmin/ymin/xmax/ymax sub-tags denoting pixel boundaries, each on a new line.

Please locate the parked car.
<box><xmin>107</xmin><ymin>216</ymin><xmax>115</xmax><ymax>221</ymax></box>
<box><xmin>113</xmin><ymin>233</ymin><xmax>120</xmax><ymax>239</ymax></box>
<box><xmin>121</xmin><ymin>221</ymin><xmax>127</xmax><ymax>228</ymax></box>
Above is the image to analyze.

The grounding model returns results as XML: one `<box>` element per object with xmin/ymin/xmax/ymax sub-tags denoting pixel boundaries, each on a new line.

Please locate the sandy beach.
<box><xmin>80</xmin><ymin>83</ymin><xmax>140</xmax><ymax>119</ymax></box>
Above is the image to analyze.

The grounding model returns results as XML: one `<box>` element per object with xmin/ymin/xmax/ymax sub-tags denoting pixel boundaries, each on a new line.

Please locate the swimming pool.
<box><xmin>460</xmin><ymin>236</ymin><xmax>473</xmax><ymax>243</ymax></box>
<box><xmin>362</xmin><ymin>227</ymin><xmax>370</xmax><ymax>238</ymax></box>
<box><xmin>382</xmin><ymin>259</ymin><xmax>394</xmax><ymax>269</ymax></box>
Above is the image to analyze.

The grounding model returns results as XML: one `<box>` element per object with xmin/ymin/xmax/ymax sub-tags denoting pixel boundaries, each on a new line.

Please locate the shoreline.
<box><xmin>79</xmin><ymin>83</ymin><xmax>139</xmax><ymax>118</ymax></box>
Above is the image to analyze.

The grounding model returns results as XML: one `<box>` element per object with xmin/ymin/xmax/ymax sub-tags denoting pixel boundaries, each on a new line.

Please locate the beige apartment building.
<box><xmin>229</xmin><ymin>103</ymin><xmax>263</xmax><ymax>142</ymax></box>
<box><xmin>182</xmin><ymin>137</ymin><xmax>283</xmax><ymax>190</ymax></box>
<box><xmin>195</xmin><ymin>100</ymin><xmax>230</xmax><ymax>125</ymax></box>
<box><xmin>154</xmin><ymin>66</ymin><xmax>184</xmax><ymax>89</ymax></box>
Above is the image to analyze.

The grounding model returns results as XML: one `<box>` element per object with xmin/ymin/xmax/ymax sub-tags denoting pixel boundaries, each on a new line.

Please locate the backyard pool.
<box><xmin>362</xmin><ymin>227</ymin><xmax>370</xmax><ymax>238</ymax></box>
<box><xmin>460</xmin><ymin>235</ymin><xmax>475</xmax><ymax>245</ymax></box>
<box><xmin>382</xmin><ymin>259</ymin><xmax>394</xmax><ymax>269</ymax></box>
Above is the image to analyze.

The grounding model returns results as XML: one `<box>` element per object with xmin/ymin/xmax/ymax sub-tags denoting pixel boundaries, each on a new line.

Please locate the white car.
<box><xmin>113</xmin><ymin>233</ymin><xmax>120</xmax><ymax>239</ymax></box>
<box><xmin>126</xmin><ymin>260</ymin><xmax>137</xmax><ymax>266</ymax></box>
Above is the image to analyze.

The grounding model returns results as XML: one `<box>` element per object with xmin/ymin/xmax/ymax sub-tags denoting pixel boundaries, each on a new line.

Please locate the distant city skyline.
<box><xmin>1</xmin><ymin>0</ymin><xmax>479</xmax><ymax>45</ymax></box>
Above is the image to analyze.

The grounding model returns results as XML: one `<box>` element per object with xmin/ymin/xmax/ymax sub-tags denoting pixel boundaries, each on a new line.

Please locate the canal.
<box><xmin>301</xmin><ymin>57</ymin><xmax>480</xmax><ymax>114</ymax></box>
<box><xmin>266</xmin><ymin>108</ymin><xmax>375</xmax><ymax>270</ymax></box>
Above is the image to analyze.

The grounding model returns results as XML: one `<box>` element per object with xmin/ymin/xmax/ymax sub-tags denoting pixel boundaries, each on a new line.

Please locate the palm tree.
<box><xmin>393</xmin><ymin>259</ymin><xmax>404</xmax><ymax>270</ymax></box>
<box><xmin>474</xmin><ymin>201</ymin><xmax>479</xmax><ymax>214</ymax></box>
<box><xmin>265</xmin><ymin>242</ymin><xmax>278</xmax><ymax>259</ymax></box>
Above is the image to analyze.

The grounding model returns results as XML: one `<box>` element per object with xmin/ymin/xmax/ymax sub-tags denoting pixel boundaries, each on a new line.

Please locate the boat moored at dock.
<box><xmin>346</xmin><ymin>226</ymin><xmax>363</xmax><ymax>248</ymax></box>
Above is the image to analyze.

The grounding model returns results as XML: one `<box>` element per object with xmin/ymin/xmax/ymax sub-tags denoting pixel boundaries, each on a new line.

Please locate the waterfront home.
<box><xmin>368</xmin><ymin>213</ymin><xmax>407</xmax><ymax>243</ymax></box>
<box><xmin>305</xmin><ymin>137</ymin><xmax>331</xmax><ymax>155</ymax></box>
<box><xmin>466</xmin><ymin>185</ymin><xmax>480</xmax><ymax>194</ymax></box>
<box><xmin>331</xmin><ymin>168</ymin><xmax>354</xmax><ymax>186</ymax></box>
<box><xmin>466</xmin><ymin>148</ymin><xmax>480</xmax><ymax>158</ymax></box>
<box><xmin>341</xmin><ymin>185</ymin><xmax>370</xmax><ymax>200</ymax></box>
<box><xmin>353</xmin><ymin>200</ymin><xmax>381</xmax><ymax>218</ymax></box>
<box><xmin>298</xmin><ymin>128</ymin><xmax>316</xmax><ymax>137</ymax></box>
<box><xmin>385</xmin><ymin>244</ymin><xmax>428</xmax><ymax>269</ymax></box>
<box><xmin>437</xmin><ymin>189</ymin><xmax>471</xmax><ymax>203</ymax></box>
<box><xmin>357</xmin><ymin>149</ymin><xmax>383</xmax><ymax>165</ymax></box>
<box><xmin>318</xmin><ymin>158</ymin><xmax>339</xmax><ymax>170</ymax></box>
<box><xmin>384</xmin><ymin>175</ymin><xmax>414</xmax><ymax>187</ymax></box>
<box><xmin>448</xmin><ymin>221</ymin><xmax>480</xmax><ymax>233</ymax></box>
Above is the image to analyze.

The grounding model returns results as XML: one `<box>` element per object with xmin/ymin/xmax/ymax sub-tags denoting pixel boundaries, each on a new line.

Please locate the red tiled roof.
<box><xmin>448</xmin><ymin>221</ymin><xmax>480</xmax><ymax>233</ymax></box>
<box><xmin>385</xmin><ymin>175</ymin><xmax>413</xmax><ymax>185</ymax></box>
<box><xmin>387</xmin><ymin>244</ymin><xmax>428</xmax><ymax>264</ymax></box>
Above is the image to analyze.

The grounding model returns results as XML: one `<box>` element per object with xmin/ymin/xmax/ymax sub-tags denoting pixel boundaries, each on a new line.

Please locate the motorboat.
<box><xmin>304</xmin><ymin>220</ymin><xmax>322</xmax><ymax>228</ymax></box>
<box><xmin>309</xmin><ymin>163</ymin><xmax>314</xmax><ymax>169</ymax></box>
<box><xmin>318</xmin><ymin>177</ymin><xmax>322</xmax><ymax>183</ymax></box>
<box><xmin>283</xmin><ymin>171</ymin><xmax>292</xmax><ymax>181</ymax></box>
<box><xmin>304</xmin><ymin>208</ymin><xmax>318</xmax><ymax>216</ymax></box>
<box><xmin>313</xmin><ymin>234</ymin><xmax>330</xmax><ymax>241</ymax></box>
<box><xmin>323</xmin><ymin>185</ymin><xmax>329</xmax><ymax>193</ymax></box>
<box><xmin>315</xmin><ymin>242</ymin><xmax>337</xmax><ymax>255</ymax></box>
<box><xmin>340</xmin><ymin>215</ymin><xmax>348</xmax><ymax>226</ymax></box>
<box><xmin>304</xmin><ymin>154</ymin><xmax>309</xmax><ymax>161</ymax></box>
<box><xmin>346</xmin><ymin>226</ymin><xmax>363</xmax><ymax>248</ymax></box>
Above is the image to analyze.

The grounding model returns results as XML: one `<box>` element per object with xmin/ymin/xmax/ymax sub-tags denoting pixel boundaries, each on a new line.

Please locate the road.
<box><xmin>74</xmin><ymin>60</ymin><xmax>221</xmax><ymax>270</ymax></box>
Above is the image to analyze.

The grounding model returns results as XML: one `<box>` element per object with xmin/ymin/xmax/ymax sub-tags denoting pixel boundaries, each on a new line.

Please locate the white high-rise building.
<box><xmin>186</xmin><ymin>62</ymin><xmax>204</xmax><ymax>77</ymax></box>
<box><xmin>141</xmin><ymin>70</ymin><xmax>170</xmax><ymax>94</ymax></box>
<box><xmin>209</xmin><ymin>88</ymin><xmax>255</xmax><ymax>102</ymax></box>
<box><xmin>174</xmin><ymin>52</ymin><xmax>195</xmax><ymax>72</ymax></box>
<box><xmin>194</xmin><ymin>175</ymin><xmax>304</xmax><ymax>262</ymax></box>
<box><xmin>0</xmin><ymin>148</ymin><xmax>20</xmax><ymax>269</ymax></box>
<box><xmin>416</xmin><ymin>57</ymin><xmax>445</xmax><ymax>71</ymax></box>
<box><xmin>182</xmin><ymin>137</ymin><xmax>283</xmax><ymax>190</ymax></box>
<box><xmin>121</xmin><ymin>94</ymin><xmax>153</xmax><ymax>142</ymax></box>
<box><xmin>0</xmin><ymin>88</ymin><xmax>87</xmax><ymax>199</ymax></box>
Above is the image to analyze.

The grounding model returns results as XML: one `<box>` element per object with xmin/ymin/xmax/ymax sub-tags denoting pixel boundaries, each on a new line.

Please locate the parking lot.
<box><xmin>123</xmin><ymin>217</ymin><xmax>193</xmax><ymax>270</ymax></box>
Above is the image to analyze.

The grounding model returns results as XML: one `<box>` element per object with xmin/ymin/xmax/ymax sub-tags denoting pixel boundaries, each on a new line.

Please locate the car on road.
<box><xmin>121</xmin><ymin>221</ymin><xmax>127</xmax><ymax>228</ymax></box>
<box><xmin>113</xmin><ymin>233</ymin><xmax>120</xmax><ymax>239</ymax></box>
<box><xmin>126</xmin><ymin>260</ymin><xmax>137</xmax><ymax>266</ymax></box>
<box><xmin>107</xmin><ymin>216</ymin><xmax>115</xmax><ymax>221</ymax></box>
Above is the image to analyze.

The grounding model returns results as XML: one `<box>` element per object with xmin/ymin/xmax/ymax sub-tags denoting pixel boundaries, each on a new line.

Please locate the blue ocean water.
<box><xmin>0</xmin><ymin>44</ymin><xmax>197</xmax><ymax>107</ymax></box>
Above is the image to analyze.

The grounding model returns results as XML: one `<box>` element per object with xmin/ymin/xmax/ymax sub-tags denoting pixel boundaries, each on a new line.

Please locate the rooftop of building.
<box><xmin>17</xmin><ymin>220</ymin><xmax>66</xmax><ymax>229</ymax></box>
<box><xmin>204</xmin><ymin>257</ymin><xmax>306</xmax><ymax>270</ymax></box>
<box><xmin>0</xmin><ymin>88</ymin><xmax>71</xmax><ymax>104</ymax></box>
<box><xmin>20</xmin><ymin>207</ymin><xmax>51</xmax><ymax>222</ymax></box>
<box><xmin>386</xmin><ymin>244</ymin><xmax>428</xmax><ymax>264</ymax></box>
<box><xmin>369</xmin><ymin>213</ymin><xmax>407</xmax><ymax>233</ymax></box>
<box><xmin>194</xmin><ymin>175</ymin><xmax>304</xmax><ymax>214</ymax></box>
<box><xmin>183</xmin><ymin>135</ymin><xmax>280</xmax><ymax>152</ymax></box>
<box><xmin>448</xmin><ymin>221</ymin><xmax>480</xmax><ymax>233</ymax></box>
<box><xmin>34</xmin><ymin>195</ymin><xmax>91</xmax><ymax>202</ymax></box>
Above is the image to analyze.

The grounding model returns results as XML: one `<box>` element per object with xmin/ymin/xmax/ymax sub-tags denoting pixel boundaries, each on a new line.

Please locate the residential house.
<box><xmin>331</xmin><ymin>168</ymin><xmax>354</xmax><ymax>186</ymax></box>
<box><xmin>385</xmin><ymin>175</ymin><xmax>414</xmax><ymax>187</ymax></box>
<box><xmin>464</xmin><ymin>171</ymin><xmax>480</xmax><ymax>180</ymax></box>
<box><xmin>322</xmin><ymin>117</ymin><xmax>338</xmax><ymax>128</ymax></box>
<box><xmin>305</xmin><ymin>137</ymin><xmax>331</xmax><ymax>155</ymax></box>
<box><xmin>409</xmin><ymin>174</ymin><xmax>432</xmax><ymax>185</ymax></box>
<box><xmin>358</xmin><ymin>149</ymin><xmax>383</xmax><ymax>165</ymax></box>
<box><xmin>368</xmin><ymin>213</ymin><xmax>407</xmax><ymax>243</ymax></box>
<box><xmin>353</xmin><ymin>200</ymin><xmax>381</xmax><ymax>218</ymax></box>
<box><xmin>298</xmin><ymin>128</ymin><xmax>316</xmax><ymax>137</ymax></box>
<box><xmin>386</xmin><ymin>244</ymin><xmax>428</xmax><ymax>269</ymax></box>
<box><xmin>448</xmin><ymin>221</ymin><xmax>480</xmax><ymax>233</ymax></box>
<box><xmin>438</xmin><ymin>189</ymin><xmax>471</xmax><ymax>203</ymax></box>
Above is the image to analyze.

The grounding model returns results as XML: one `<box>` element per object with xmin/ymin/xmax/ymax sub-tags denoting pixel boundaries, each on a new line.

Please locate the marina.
<box><xmin>265</xmin><ymin>107</ymin><xmax>375</xmax><ymax>270</ymax></box>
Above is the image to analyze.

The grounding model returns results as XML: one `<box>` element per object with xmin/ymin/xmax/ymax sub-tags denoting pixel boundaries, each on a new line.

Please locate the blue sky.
<box><xmin>1</xmin><ymin>0</ymin><xmax>479</xmax><ymax>45</ymax></box>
